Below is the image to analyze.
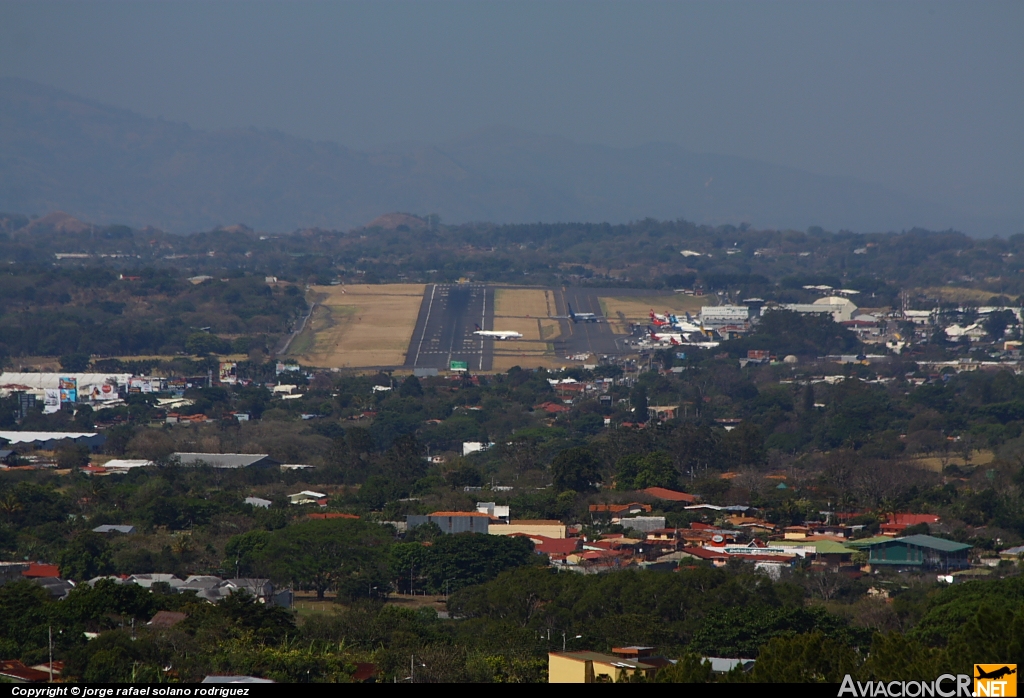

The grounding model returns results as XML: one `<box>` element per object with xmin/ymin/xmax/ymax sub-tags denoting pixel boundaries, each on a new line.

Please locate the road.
<box><xmin>404</xmin><ymin>284</ymin><xmax>494</xmax><ymax>370</ymax></box>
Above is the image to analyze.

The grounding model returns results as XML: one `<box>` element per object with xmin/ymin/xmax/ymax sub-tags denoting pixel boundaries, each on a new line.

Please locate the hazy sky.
<box><xmin>1</xmin><ymin>1</ymin><xmax>1021</xmax><ymax>221</ymax></box>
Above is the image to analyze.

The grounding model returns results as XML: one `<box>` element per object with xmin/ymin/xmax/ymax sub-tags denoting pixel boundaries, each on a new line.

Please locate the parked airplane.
<box><xmin>670</xmin><ymin>312</ymin><xmax>717</xmax><ymax>336</ymax></box>
<box><xmin>648</xmin><ymin>328</ymin><xmax>721</xmax><ymax>349</ymax></box>
<box><xmin>568</xmin><ymin>304</ymin><xmax>600</xmax><ymax>323</ymax></box>
<box><xmin>649</xmin><ymin>311</ymin><xmax>673</xmax><ymax>327</ymax></box>
<box><xmin>649</xmin><ymin>328</ymin><xmax>686</xmax><ymax>342</ymax></box>
<box><xmin>473</xmin><ymin>324</ymin><xmax>523</xmax><ymax>340</ymax></box>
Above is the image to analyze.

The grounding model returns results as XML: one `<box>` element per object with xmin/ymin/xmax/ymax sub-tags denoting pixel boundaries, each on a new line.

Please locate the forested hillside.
<box><xmin>2</xmin><ymin>77</ymin><xmax>1013</xmax><ymax>235</ymax></box>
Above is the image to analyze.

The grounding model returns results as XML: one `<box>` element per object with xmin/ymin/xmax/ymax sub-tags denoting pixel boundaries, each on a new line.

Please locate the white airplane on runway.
<box><xmin>473</xmin><ymin>324</ymin><xmax>523</xmax><ymax>340</ymax></box>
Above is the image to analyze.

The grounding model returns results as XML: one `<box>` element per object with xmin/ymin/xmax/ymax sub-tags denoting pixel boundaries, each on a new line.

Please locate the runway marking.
<box><xmin>479</xmin><ymin>287</ymin><xmax>486</xmax><ymax>370</ymax></box>
<box><xmin>413</xmin><ymin>284</ymin><xmax>437</xmax><ymax>366</ymax></box>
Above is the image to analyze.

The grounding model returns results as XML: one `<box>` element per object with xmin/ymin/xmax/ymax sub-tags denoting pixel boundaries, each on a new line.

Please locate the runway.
<box><xmin>551</xmin><ymin>287</ymin><xmax>630</xmax><ymax>359</ymax></box>
<box><xmin>404</xmin><ymin>284</ymin><xmax>659</xmax><ymax>371</ymax></box>
<box><xmin>404</xmin><ymin>284</ymin><xmax>494</xmax><ymax>370</ymax></box>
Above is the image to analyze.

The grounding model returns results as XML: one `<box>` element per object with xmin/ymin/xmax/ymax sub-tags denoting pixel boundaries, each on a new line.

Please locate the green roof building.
<box><xmin>865</xmin><ymin>534</ymin><xmax>971</xmax><ymax>571</ymax></box>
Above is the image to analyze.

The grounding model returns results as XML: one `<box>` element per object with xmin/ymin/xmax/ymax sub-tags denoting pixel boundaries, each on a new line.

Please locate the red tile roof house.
<box><xmin>148</xmin><ymin>611</ymin><xmax>188</xmax><ymax>629</ymax></box>
<box><xmin>679</xmin><ymin>546</ymin><xmax>796</xmax><ymax>568</ymax></box>
<box><xmin>641</xmin><ymin>487</ymin><xmax>699</xmax><ymax>504</ymax></box>
<box><xmin>0</xmin><ymin>660</ymin><xmax>50</xmax><ymax>682</ymax></box>
<box><xmin>588</xmin><ymin>503</ymin><xmax>652</xmax><ymax>519</ymax></box>
<box><xmin>881</xmin><ymin>513</ymin><xmax>940</xmax><ymax>536</ymax></box>
<box><xmin>681</xmin><ymin>523</ymin><xmax>737</xmax><ymax>543</ymax></box>
<box><xmin>679</xmin><ymin>547</ymin><xmax>730</xmax><ymax>566</ymax></box>
<box><xmin>22</xmin><ymin>563</ymin><xmax>60</xmax><ymax>578</ymax></box>
<box><xmin>536</xmin><ymin>401</ymin><xmax>571</xmax><ymax>414</ymax></box>
<box><xmin>510</xmin><ymin>533</ymin><xmax>582</xmax><ymax>557</ymax></box>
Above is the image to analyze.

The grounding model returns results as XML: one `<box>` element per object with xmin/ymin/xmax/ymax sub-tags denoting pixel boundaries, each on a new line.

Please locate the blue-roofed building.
<box><xmin>999</xmin><ymin>545</ymin><xmax>1024</xmax><ymax>560</ymax></box>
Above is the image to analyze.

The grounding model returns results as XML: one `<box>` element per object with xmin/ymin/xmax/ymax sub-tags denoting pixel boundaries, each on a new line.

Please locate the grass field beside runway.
<box><xmin>491</xmin><ymin>344</ymin><xmax>566</xmax><ymax>371</ymax></box>
<box><xmin>489</xmin><ymin>288</ymin><xmax>562</xmax><ymax>367</ymax></box>
<box><xmin>291</xmin><ymin>284</ymin><xmax>425</xmax><ymax>368</ymax></box>
<box><xmin>493</xmin><ymin>288</ymin><xmax>555</xmax><ymax>318</ymax></box>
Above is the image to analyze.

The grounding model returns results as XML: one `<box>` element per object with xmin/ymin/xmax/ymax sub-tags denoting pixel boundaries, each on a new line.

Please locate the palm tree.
<box><xmin>0</xmin><ymin>492</ymin><xmax>22</xmax><ymax>523</ymax></box>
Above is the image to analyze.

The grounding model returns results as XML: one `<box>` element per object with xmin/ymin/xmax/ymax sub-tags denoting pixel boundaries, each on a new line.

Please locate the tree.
<box><xmin>224</xmin><ymin>529</ymin><xmax>272</xmax><ymax>576</ymax></box>
<box><xmin>390</xmin><ymin>534</ymin><xmax>536</xmax><ymax>594</ymax></box>
<box><xmin>399</xmin><ymin>374</ymin><xmax>423</xmax><ymax>398</ymax></box>
<box><xmin>381</xmin><ymin>434</ymin><xmax>427</xmax><ymax>483</ymax></box>
<box><xmin>751</xmin><ymin>632</ymin><xmax>861</xmax><ymax>682</ymax></box>
<box><xmin>447</xmin><ymin>461</ymin><xmax>483</xmax><ymax>488</ymax></box>
<box><xmin>59</xmin><ymin>353</ymin><xmax>91</xmax><ymax>372</ymax></box>
<box><xmin>616</xmin><ymin>452</ymin><xmax>677</xmax><ymax>490</ymax></box>
<box><xmin>56</xmin><ymin>444</ymin><xmax>90</xmax><ymax>469</ymax></box>
<box><xmin>498</xmin><ymin>436</ymin><xmax>540</xmax><ymax>475</ymax></box>
<box><xmin>58</xmin><ymin>533</ymin><xmax>113</xmax><ymax>581</ymax></box>
<box><xmin>216</xmin><ymin>589</ymin><xmax>296</xmax><ymax>643</ymax></box>
<box><xmin>631</xmin><ymin>385</ymin><xmax>649</xmax><ymax>423</ymax></box>
<box><xmin>802</xmin><ymin>383</ymin><xmax>816</xmax><ymax>412</ymax></box>
<box><xmin>126</xmin><ymin>429</ymin><xmax>175</xmax><ymax>461</ymax></box>
<box><xmin>861</xmin><ymin>632</ymin><xmax>946</xmax><ymax>681</ymax></box>
<box><xmin>550</xmin><ymin>447</ymin><xmax>600</xmax><ymax>492</ymax></box>
<box><xmin>185</xmin><ymin>332</ymin><xmax>229</xmax><ymax>355</ymax></box>
<box><xmin>725</xmin><ymin>422</ymin><xmax>767</xmax><ymax>467</ymax></box>
<box><xmin>732</xmin><ymin>309</ymin><xmax>860</xmax><ymax>357</ymax></box>
<box><xmin>984</xmin><ymin>309</ymin><xmax>1017</xmax><ymax>341</ymax></box>
<box><xmin>655</xmin><ymin>653</ymin><xmax>713</xmax><ymax>683</ymax></box>
<box><xmin>72</xmin><ymin>405</ymin><xmax>95</xmax><ymax>430</ymax></box>
<box><xmin>260</xmin><ymin>519</ymin><xmax>389</xmax><ymax>600</ymax></box>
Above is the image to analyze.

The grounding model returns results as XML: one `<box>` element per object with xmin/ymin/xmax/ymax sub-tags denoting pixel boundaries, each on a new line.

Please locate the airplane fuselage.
<box><xmin>473</xmin><ymin>331</ymin><xmax>522</xmax><ymax>340</ymax></box>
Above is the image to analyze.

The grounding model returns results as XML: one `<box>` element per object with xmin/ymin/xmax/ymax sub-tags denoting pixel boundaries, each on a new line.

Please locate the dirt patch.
<box><xmin>539</xmin><ymin>319</ymin><xmax>561</xmax><ymax>340</ymax></box>
<box><xmin>919</xmin><ymin>287</ymin><xmax>1004</xmax><ymax>304</ymax></box>
<box><xmin>385</xmin><ymin>593</ymin><xmax>448</xmax><ymax>613</ymax></box>
<box><xmin>599</xmin><ymin>294</ymin><xmax>712</xmax><ymax>334</ymax></box>
<box><xmin>291</xmin><ymin>284</ymin><xmax>425</xmax><ymax>368</ymax></box>
<box><xmin>910</xmin><ymin>449</ymin><xmax>995</xmax><ymax>473</ymax></box>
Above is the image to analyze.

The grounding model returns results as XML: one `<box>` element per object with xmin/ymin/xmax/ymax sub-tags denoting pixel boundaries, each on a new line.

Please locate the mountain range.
<box><xmin>0</xmin><ymin>77</ymin><xmax>1017</xmax><ymax>236</ymax></box>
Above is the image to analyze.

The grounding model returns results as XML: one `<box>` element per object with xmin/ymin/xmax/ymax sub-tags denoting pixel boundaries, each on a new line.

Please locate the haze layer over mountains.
<box><xmin>0</xmin><ymin>78</ymin><xmax>1016</xmax><ymax>236</ymax></box>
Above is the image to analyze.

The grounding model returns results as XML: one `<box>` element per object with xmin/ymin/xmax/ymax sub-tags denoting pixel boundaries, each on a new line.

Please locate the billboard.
<box><xmin>449</xmin><ymin>360</ymin><xmax>469</xmax><ymax>372</ymax></box>
<box><xmin>84</xmin><ymin>383</ymin><xmax>119</xmax><ymax>401</ymax></box>
<box><xmin>129</xmin><ymin>378</ymin><xmax>154</xmax><ymax>393</ymax></box>
<box><xmin>43</xmin><ymin>389</ymin><xmax>61</xmax><ymax>414</ymax></box>
<box><xmin>58</xmin><ymin>377</ymin><xmax>77</xmax><ymax>403</ymax></box>
<box><xmin>219</xmin><ymin>362</ymin><xmax>237</xmax><ymax>385</ymax></box>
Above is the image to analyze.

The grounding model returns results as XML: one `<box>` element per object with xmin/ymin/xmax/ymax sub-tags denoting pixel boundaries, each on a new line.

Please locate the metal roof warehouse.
<box><xmin>864</xmin><ymin>534</ymin><xmax>971</xmax><ymax>571</ymax></box>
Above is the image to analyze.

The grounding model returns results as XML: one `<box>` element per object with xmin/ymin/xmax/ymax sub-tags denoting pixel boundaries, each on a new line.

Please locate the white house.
<box><xmin>288</xmin><ymin>490</ymin><xmax>327</xmax><ymax>505</ymax></box>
